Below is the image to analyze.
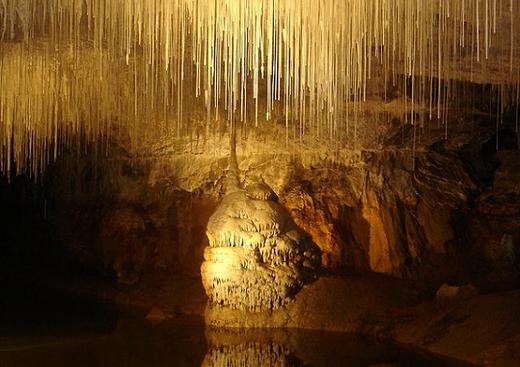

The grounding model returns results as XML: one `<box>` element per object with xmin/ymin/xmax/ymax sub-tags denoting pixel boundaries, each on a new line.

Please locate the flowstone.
<box><xmin>201</xmin><ymin>182</ymin><xmax>321</xmax><ymax>312</ymax></box>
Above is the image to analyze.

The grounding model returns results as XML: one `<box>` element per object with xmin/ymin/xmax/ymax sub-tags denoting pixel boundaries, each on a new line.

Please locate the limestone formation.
<box><xmin>201</xmin><ymin>182</ymin><xmax>321</xmax><ymax>312</ymax></box>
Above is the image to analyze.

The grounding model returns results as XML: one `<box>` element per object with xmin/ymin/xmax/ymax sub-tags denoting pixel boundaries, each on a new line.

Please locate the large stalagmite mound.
<box><xmin>201</xmin><ymin>182</ymin><xmax>321</xmax><ymax>312</ymax></box>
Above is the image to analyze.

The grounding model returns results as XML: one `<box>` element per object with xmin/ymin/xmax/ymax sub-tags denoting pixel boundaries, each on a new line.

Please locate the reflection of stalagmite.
<box><xmin>201</xmin><ymin>180</ymin><xmax>321</xmax><ymax>312</ymax></box>
<box><xmin>202</xmin><ymin>342</ymin><xmax>304</xmax><ymax>367</ymax></box>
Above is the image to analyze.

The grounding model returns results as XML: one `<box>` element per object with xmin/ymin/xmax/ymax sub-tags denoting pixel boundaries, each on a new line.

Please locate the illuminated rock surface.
<box><xmin>201</xmin><ymin>181</ymin><xmax>321</xmax><ymax>312</ymax></box>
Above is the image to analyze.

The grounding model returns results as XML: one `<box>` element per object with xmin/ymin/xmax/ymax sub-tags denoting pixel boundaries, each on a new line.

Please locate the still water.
<box><xmin>0</xmin><ymin>282</ymin><xmax>466</xmax><ymax>367</ymax></box>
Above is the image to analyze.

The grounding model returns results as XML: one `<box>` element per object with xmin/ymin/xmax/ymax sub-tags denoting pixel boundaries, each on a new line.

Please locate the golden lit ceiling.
<box><xmin>1</xmin><ymin>0</ymin><xmax>519</xmax><ymax>176</ymax></box>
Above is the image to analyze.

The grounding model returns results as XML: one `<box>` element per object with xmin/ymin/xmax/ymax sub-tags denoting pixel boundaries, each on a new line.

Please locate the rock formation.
<box><xmin>201</xmin><ymin>181</ymin><xmax>321</xmax><ymax>312</ymax></box>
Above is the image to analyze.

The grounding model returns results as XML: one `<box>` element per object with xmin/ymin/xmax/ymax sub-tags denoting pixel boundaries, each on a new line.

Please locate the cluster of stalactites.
<box><xmin>1</xmin><ymin>0</ymin><xmax>520</xmax><ymax>176</ymax></box>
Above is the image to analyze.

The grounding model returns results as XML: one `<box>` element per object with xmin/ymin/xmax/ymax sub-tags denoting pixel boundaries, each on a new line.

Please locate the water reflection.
<box><xmin>203</xmin><ymin>328</ymin><xmax>303</xmax><ymax>367</ymax></box>
<box><xmin>0</xmin><ymin>284</ymin><xmax>465</xmax><ymax>367</ymax></box>
<box><xmin>0</xmin><ymin>315</ymin><xmax>467</xmax><ymax>367</ymax></box>
<box><xmin>203</xmin><ymin>342</ymin><xmax>303</xmax><ymax>367</ymax></box>
<box><xmin>201</xmin><ymin>328</ymin><xmax>462</xmax><ymax>367</ymax></box>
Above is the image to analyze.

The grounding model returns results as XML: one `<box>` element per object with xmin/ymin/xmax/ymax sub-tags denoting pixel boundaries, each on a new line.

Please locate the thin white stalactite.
<box><xmin>0</xmin><ymin>0</ymin><xmax>518</xmax><ymax>177</ymax></box>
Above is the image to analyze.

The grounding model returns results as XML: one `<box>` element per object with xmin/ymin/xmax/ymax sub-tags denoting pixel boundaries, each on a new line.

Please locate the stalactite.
<box><xmin>0</xmin><ymin>0</ymin><xmax>519</xmax><ymax>177</ymax></box>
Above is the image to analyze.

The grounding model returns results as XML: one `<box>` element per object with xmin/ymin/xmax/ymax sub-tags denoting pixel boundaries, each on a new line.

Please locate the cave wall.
<box><xmin>2</xmin><ymin>103</ymin><xmax>517</xmax><ymax>289</ymax></box>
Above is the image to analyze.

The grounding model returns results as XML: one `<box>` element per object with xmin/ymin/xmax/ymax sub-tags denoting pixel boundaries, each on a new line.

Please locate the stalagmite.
<box><xmin>0</xmin><ymin>0</ymin><xmax>519</xmax><ymax>177</ymax></box>
<box><xmin>201</xmin><ymin>180</ymin><xmax>321</xmax><ymax>312</ymax></box>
